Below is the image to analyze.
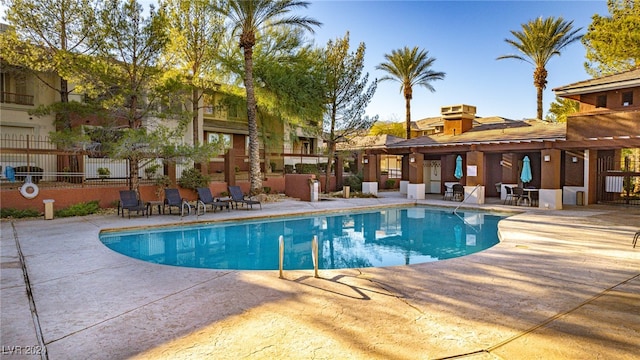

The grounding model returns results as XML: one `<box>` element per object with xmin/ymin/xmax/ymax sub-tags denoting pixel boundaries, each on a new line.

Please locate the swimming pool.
<box><xmin>99</xmin><ymin>207</ymin><xmax>505</xmax><ymax>270</ymax></box>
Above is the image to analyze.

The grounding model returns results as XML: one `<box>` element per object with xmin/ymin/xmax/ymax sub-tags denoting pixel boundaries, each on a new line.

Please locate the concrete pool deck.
<box><xmin>1</xmin><ymin>192</ymin><xmax>639</xmax><ymax>359</ymax></box>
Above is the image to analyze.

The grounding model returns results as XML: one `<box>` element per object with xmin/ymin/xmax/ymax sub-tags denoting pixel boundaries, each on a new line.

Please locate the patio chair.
<box><xmin>164</xmin><ymin>188</ymin><xmax>191</xmax><ymax>216</ymax></box>
<box><xmin>228</xmin><ymin>185</ymin><xmax>262</xmax><ymax>210</ymax></box>
<box><xmin>196</xmin><ymin>187</ymin><xmax>230</xmax><ymax>213</ymax></box>
<box><xmin>452</xmin><ymin>184</ymin><xmax>464</xmax><ymax>202</ymax></box>
<box><xmin>503</xmin><ymin>186</ymin><xmax>521</xmax><ymax>205</ymax></box>
<box><xmin>512</xmin><ymin>187</ymin><xmax>525</xmax><ymax>206</ymax></box>
<box><xmin>525</xmin><ymin>185</ymin><xmax>538</xmax><ymax>207</ymax></box>
<box><xmin>443</xmin><ymin>184</ymin><xmax>454</xmax><ymax>200</ymax></box>
<box><xmin>118</xmin><ymin>190</ymin><xmax>148</xmax><ymax>218</ymax></box>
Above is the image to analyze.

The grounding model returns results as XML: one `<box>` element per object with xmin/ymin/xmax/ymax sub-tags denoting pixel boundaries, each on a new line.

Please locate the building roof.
<box><xmin>553</xmin><ymin>67</ymin><xmax>640</xmax><ymax>96</ymax></box>
<box><xmin>412</xmin><ymin>115</ymin><xmax>513</xmax><ymax>131</ymax></box>
<box><xmin>388</xmin><ymin>119</ymin><xmax>566</xmax><ymax>149</ymax></box>
<box><xmin>337</xmin><ymin>134</ymin><xmax>405</xmax><ymax>150</ymax></box>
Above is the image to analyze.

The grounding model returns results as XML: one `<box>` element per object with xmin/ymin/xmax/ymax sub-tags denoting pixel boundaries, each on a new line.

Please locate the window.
<box><xmin>596</xmin><ymin>94</ymin><xmax>607</xmax><ymax>108</ymax></box>
<box><xmin>622</xmin><ymin>91</ymin><xmax>633</xmax><ymax>106</ymax></box>
<box><xmin>207</xmin><ymin>133</ymin><xmax>232</xmax><ymax>150</ymax></box>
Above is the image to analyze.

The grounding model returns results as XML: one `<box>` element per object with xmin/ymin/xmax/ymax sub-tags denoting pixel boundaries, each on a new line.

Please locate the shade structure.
<box><xmin>521</xmin><ymin>156</ymin><xmax>532</xmax><ymax>184</ymax></box>
<box><xmin>454</xmin><ymin>155</ymin><xmax>463</xmax><ymax>179</ymax></box>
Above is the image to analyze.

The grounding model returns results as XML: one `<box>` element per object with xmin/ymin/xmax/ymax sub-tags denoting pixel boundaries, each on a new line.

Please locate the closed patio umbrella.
<box><xmin>520</xmin><ymin>156</ymin><xmax>532</xmax><ymax>184</ymax></box>
<box><xmin>454</xmin><ymin>155</ymin><xmax>463</xmax><ymax>179</ymax></box>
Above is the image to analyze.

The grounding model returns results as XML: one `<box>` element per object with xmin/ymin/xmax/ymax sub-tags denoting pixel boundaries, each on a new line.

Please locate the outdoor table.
<box><xmin>518</xmin><ymin>188</ymin><xmax>538</xmax><ymax>207</ymax></box>
<box><xmin>146</xmin><ymin>200</ymin><xmax>164</xmax><ymax>215</ymax></box>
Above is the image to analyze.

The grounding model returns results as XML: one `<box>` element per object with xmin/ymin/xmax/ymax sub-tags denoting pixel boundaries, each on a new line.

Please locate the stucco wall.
<box><xmin>1</xmin><ymin>178</ymin><xmax>286</xmax><ymax>212</ymax></box>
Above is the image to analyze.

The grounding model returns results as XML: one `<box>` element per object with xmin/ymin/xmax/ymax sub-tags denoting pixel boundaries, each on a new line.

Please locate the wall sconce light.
<box><xmin>572</xmin><ymin>156</ymin><xmax>578</xmax><ymax>163</ymax></box>
<box><xmin>363</xmin><ymin>158</ymin><xmax>369</xmax><ymax>164</ymax></box>
<box><xmin>544</xmin><ymin>155</ymin><xmax>551</xmax><ymax>162</ymax></box>
<box><xmin>499</xmin><ymin>160</ymin><xmax>505</xmax><ymax>166</ymax></box>
<box><xmin>410</xmin><ymin>157</ymin><xmax>416</xmax><ymax>163</ymax></box>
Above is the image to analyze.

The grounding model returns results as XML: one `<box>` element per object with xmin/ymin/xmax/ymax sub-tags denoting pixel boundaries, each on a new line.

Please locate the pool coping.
<box><xmin>2</xmin><ymin>193</ymin><xmax>639</xmax><ymax>359</ymax></box>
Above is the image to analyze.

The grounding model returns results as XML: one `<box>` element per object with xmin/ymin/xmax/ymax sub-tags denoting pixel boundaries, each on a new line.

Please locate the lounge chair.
<box><xmin>164</xmin><ymin>188</ymin><xmax>191</xmax><ymax>216</ymax></box>
<box><xmin>197</xmin><ymin>187</ymin><xmax>230</xmax><ymax>213</ymax></box>
<box><xmin>452</xmin><ymin>184</ymin><xmax>464</xmax><ymax>202</ymax></box>
<box><xmin>228</xmin><ymin>185</ymin><xmax>262</xmax><ymax>210</ymax></box>
<box><xmin>118</xmin><ymin>190</ymin><xmax>148</xmax><ymax>218</ymax></box>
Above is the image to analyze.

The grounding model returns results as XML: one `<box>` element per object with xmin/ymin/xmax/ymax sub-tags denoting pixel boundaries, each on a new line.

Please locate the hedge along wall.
<box><xmin>0</xmin><ymin>178</ymin><xmax>287</xmax><ymax>212</ymax></box>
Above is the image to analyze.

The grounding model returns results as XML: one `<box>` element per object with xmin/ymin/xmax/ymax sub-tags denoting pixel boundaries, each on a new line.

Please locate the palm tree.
<box><xmin>498</xmin><ymin>16</ymin><xmax>582</xmax><ymax>121</ymax></box>
<box><xmin>376</xmin><ymin>46</ymin><xmax>445</xmax><ymax>139</ymax></box>
<box><xmin>217</xmin><ymin>0</ymin><xmax>320</xmax><ymax>194</ymax></box>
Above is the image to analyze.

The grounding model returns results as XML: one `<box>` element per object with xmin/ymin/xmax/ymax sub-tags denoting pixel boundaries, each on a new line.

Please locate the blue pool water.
<box><xmin>99</xmin><ymin>207</ymin><xmax>505</xmax><ymax>270</ymax></box>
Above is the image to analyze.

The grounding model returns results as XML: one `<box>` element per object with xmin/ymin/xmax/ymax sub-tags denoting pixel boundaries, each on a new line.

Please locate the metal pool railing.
<box><xmin>279</xmin><ymin>234</ymin><xmax>319</xmax><ymax>279</ymax></box>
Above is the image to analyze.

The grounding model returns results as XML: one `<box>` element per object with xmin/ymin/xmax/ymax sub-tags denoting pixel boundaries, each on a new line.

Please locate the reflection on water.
<box><xmin>100</xmin><ymin>207</ymin><xmax>504</xmax><ymax>270</ymax></box>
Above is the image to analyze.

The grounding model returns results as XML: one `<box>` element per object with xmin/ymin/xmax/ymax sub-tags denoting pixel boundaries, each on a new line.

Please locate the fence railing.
<box><xmin>1</xmin><ymin>91</ymin><xmax>35</xmax><ymax>106</ymax></box>
<box><xmin>1</xmin><ymin>134</ymin><xmax>377</xmax><ymax>189</ymax></box>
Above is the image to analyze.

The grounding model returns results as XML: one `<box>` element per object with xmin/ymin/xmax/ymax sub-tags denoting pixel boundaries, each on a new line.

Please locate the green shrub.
<box><xmin>55</xmin><ymin>200</ymin><xmax>100</xmax><ymax>218</ymax></box>
<box><xmin>284</xmin><ymin>165</ymin><xmax>294</xmax><ymax>174</ymax></box>
<box><xmin>145</xmin><ymin>163</ymin><xmax>161</xmax><ymax>179</ymax></box>
<box><xmin>263</xmin><ymin>187</ymin><xmax>271</xmax><ymax>194</ymax></box>
<box><xmin>295</xmin><ymin>163</ymin><xmax>318</xmax><ymax>174</ymax></box>
<box><xmin>178</xmin><ymin>167</ymin><xmax>211</xmax><ymax>190</ymax></box>
<box><xmin>343</xmin><ymin>172</ymin><xmax>363</xmax><ymax>192</ymax></box>
<box><xmin>385</xmin><ymin>179</ymin><xmax>396</xmax><ymax>189</ymax></box>
<box><xmin>97</xmin><ymin>167</ymin><xmax>111</xmax><ymax>178</ymax></box>
<box><xmin>1</xmin><ymin>208</ymin><xmax>41</xmax><ymax>218</ymax></box>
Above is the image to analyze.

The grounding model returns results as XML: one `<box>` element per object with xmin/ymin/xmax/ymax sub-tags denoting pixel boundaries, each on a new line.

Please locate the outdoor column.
<box><xmin>400</xmin><ymin>155</ymin><xmax>410</xmax><ymax>194</ymax></box>
<box><xmin>167</xmin><ymin>162</ymin><xmax>178</xmax><ymax>187</ymax></box>
<box><xmin>407</xmin><ymin>153</ymin><xmax>425</xmax><ymax>200</ymax></box>
<box><xmin>224</xmin><ymin>149</ymin><xmax>236</xmax><ymax>186</ymax></box>
<box><xmin>540</xmin><ymin>148</ymin><xmax>562</xmax><ymax>209</ymax></box>
<box><xmin>464</xmin><ymin>150</ymin><xmax>485</xmax><ymax>204</ymax></box>
<box><xmin>335</xmin><ymin>155</ymin><xmax>344</xmax><ymax>189</ymax></box>
<box><xmin>354</xmin><ymin>152</ymin><xmax>363</xmax><ymax>174</ymax></box>
<box><xmin>362</xmin><ymin>153</ymin><xmax>378</xmax><ymax>195</ymax></box>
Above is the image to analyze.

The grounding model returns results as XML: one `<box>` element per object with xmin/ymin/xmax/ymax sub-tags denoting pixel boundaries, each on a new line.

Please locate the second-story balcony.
<box><xmin>1</xmin><ymin>91</ymin><xmax>34</xmax><ymax>106</ymax></box>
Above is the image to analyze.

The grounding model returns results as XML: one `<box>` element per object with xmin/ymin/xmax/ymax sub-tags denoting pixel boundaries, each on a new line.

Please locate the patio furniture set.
<box><xmin>503</xmin><ymin>185</ymin><xmax>539</xmax><ymax>207</ymax></box>
<box><xmin>118</xmin><ymin>185</ymin><xmax>261</xmax><ymax>218</ymax></box>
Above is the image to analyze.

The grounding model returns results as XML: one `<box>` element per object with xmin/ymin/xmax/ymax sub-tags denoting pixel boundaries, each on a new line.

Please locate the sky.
<box><xmin>1</xmin><ymin>0</ymin><xmax>609</xmax><ymax>122</ymax></box>
<box><xmin>304</xmin><ymin>0</ymin><xmax>608</xmax><ymax>121</ymax></box>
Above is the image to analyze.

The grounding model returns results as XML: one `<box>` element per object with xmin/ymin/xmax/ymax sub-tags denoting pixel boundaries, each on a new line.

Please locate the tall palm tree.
<box><xmin>498</xmin><ymin>16</ymin><xmax>582</xmax><ymax>120</ymax></box>
<box><xmin>217</xmin><ymin>0</ymin><xmax>320</xmax><ymax>194</ymax></box>
<box><xmin>376</xmin><ymin>46</ymin><xmax>445</xmax><ymax>139</ymax></box>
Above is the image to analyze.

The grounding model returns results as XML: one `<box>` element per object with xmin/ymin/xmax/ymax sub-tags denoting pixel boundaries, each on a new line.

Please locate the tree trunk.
<box><xmin>405</xmin><ymin>96</ymin><xmax>412</xmax><ymax>139</ymax></box>
<box><xmin>536</xmin><ymin>86</ymin><xmax>544</xmax><ymax>120</ymax></box>
<box><xmin>324</xmin><ymin>142</ymin><xmax>335</xmax><ymax>194</ymax></box>
<box><xmin>533</xmin><ymin>66</ymin><xmax>548</xmax><ymax>120</ymax></box>
<box><xmin>243</xmin><ymin>45</ymin><xmax>263</xmax><ymax>194</ymax></box>
<box><xmin>192</xmin><ymin>87</ymin><xmax>200</xmax><ymax>145</ymax></box>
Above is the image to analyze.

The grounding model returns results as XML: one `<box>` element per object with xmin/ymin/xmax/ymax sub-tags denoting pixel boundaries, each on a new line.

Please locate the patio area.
<box><xmin>1</xmin><ymin>192</ymin><xmax>639</xmax><ymax>359</ymax></box>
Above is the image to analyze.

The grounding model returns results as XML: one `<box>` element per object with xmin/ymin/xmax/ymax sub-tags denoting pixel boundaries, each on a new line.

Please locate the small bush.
<box><xmin>284</xmin><ymin>165</ymin><xmax>294</xmax><ymax>174</ymax></box>
<box><xmin>55</xmin><ymin>200</ymin><xmax>100</xmax><ymax>218</ymax></box>
<box><xmin>263</xmin><ymin>186</ymin><xmax>271</xmax><ymax>194</ymax></box>
<box><xmin>178</xmin><ymin>167</ymin><xmax>211</xmax><ymax>190</ymax></box>
<box><xmin>385</xmin><ymin>179</ymin><xmax>396</xmax><ymax>189</ymax></box>
<box><xmin>343</xmin><ymin>172</ymin><xmax>363</xmax><ymax>192</ymax></box>
<box><xmin>1</xmin><ymin>208</ymin><xmax>41</xmax><ymax>218</ymax></box>
<box><xmin>295</xmin><ymin>163</ymin><xmax>318</xmax><ymax>174</ymax></box>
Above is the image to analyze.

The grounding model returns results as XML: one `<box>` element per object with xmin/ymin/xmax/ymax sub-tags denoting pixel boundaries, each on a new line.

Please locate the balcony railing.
<box><xmin>1</xmin><ymin>91</ymin><xmax>34</xmax><ymax>106</ymax></box>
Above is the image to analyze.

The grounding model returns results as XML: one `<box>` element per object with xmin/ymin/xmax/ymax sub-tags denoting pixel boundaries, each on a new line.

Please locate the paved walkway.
<box><xmin>1</xmin><ymin>193</ymin><xmax>639</xmax><ymax>359</ymax></box>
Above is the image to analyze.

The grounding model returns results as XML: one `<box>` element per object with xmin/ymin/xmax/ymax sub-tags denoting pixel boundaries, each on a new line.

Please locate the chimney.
<box><xmin>441</xmin><ymin>104</ymin><xmax>476</xmax><ymax>135</ymax></box>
